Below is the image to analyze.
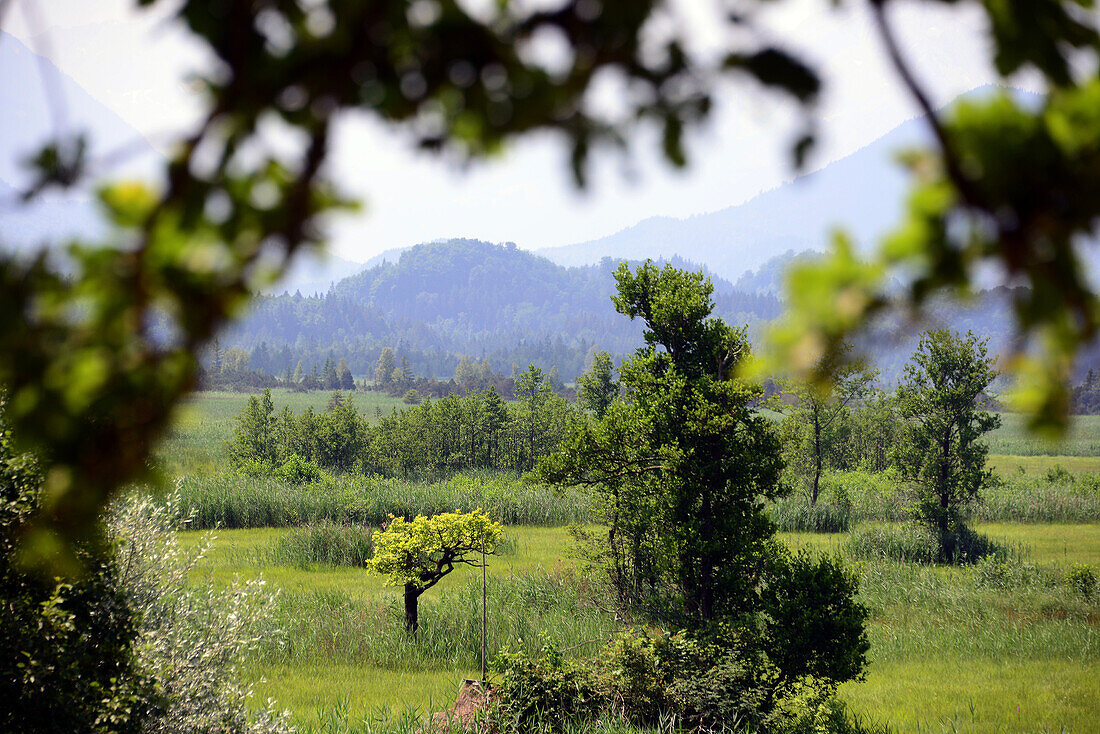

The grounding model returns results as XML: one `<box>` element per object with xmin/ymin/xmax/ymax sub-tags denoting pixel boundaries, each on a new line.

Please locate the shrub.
<box><xmin>492</xmin><ymin>644</ymin><xmax>605</xmax><ymax>731</ymax></box>
<box><xmin>402</xmin><ymin>389</ymin><xmax>422</xmax><ymax>405</ymax></box>
<box><xmin>1046</xmin><ymin>464</ymin><xmax>1076</xmax><ymax>484</ymax></box>
<box><xmin>109</xmin><ymin>492</ymin><xmax>292</xmax><ymax>734</ymax></box>
<box><xmin>273</xmin><ymin>455</ymin><xmax>331</xmax><ymax>485</ymax></box>
<box><xmin>1065</xmin><ymin>563</ymin><xmax>1097</xmax><ymax>599</ymax></box>
<box><xmin>492</xmin><ymin>625</ymin><xmax>876</xmax><ymax>734</ymax></box>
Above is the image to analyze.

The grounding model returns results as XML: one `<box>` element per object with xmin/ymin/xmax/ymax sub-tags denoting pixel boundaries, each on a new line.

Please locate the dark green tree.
<box><xmin>321</xmin><ymin>356</ymin><xmax>339</xmax><ymax>390</ymax></box>
<box><xmin>228</xmin><ymin>389</ymin><xmax>276</xmax><ymax>467</ymax></box>
<box><xmin>894</xmin><ymin>330</ymin><xmax>1001</xmax><ymax>560</ymax></box>
<box><xmin>0</xmin><ymin>396</ymin><xmax>152</xmax><ymax>734</ymax></box>
<box><xmin>541</xmin><ymin>262</ymin><xmax>786</xmax><ymax>623</ymax></box>
<box><xmin>577</xmin><ymin>350</ymin><xmax>619</xmax><ymax>419</ymax></box>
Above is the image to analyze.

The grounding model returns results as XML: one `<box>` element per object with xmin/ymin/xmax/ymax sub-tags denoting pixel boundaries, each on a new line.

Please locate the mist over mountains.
<box><xmin>225</xmin><ymin>239</ymin><xmax>782</xmax><ymax>381</ymax></box>
<box><xmin>3</xmin><ymin>41</ymin><xmax>1072</xmax><ymax>383</ymax></box>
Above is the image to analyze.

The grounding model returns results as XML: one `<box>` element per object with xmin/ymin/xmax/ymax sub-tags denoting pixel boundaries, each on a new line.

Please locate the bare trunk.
<box><xmin>404</xmin><ymin>583</ymin><xmax>420</xmax><ymax>635</ymax></box>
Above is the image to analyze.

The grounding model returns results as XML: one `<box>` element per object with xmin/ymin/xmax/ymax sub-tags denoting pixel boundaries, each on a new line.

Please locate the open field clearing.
<box><xmin>988</xmin><ymin>454</ymin><xmax>1100</xmax><ymax>476</ymax></box>
<box><xmin>177</xmin><ymin>520</ymin><xmax>1100</xmax><ymax>731</ymax></box>
<box><xmin>985</xmin><ymin>414</ymin><xmax>1100</xmax><ymax>457</ymax></box>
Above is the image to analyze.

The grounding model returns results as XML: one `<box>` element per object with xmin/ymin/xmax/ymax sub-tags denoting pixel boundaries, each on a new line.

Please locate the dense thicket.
<box><xmin>229</xmin><ymin>373</ymin><xmax>577</xmax><ymax>478</ymax></box>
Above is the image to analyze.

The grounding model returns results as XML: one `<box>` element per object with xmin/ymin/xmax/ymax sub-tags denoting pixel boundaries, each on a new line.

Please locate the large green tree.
<box><xmin>541</xmin><ymin>262</ymin><xmax>785</xmax><ymax>623</ymax></box>
<box><xmin>894</xmin><ymin>329</ymin><xmax>1001</xmax><ymax>559</ymax></box>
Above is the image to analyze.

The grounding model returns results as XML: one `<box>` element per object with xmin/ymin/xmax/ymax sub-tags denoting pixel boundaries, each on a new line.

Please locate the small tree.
<box><xmin>228</xmin><ymin>389</ymin><xmax>276</xmax><ymax>468</ymax></box>
<box><xmin>779</xmin><ymin>350</ymin><xmax>876</xmax><ymax>505</ymax></box>
<box><xmin>374</xmin><ymin>348</ymin><xmax>396</xmax><ymax>390</ymax></box>
<box><xmin>337</xmin><ymin>358</ymin><xmax>355</xmax><ymax>391</ymax></box>
<box><xmin>577</xmin><ymin>350</ymin><xmax>619</xmax><ymax>419</ymax></box>
<box><xmin>895</xmin><ymin>330</ymin><xmax>1001</xmax><ymax>560</ymax></box>
<box><xmin>369</xmin><ymin>510</ymin><xmax>502</xmax><ymax>634</ymax></box>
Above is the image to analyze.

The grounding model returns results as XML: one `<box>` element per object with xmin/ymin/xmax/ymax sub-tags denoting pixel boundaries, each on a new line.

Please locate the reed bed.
<box><xmin>175</xmin><ymin>472</ymin><xmax>593</xmax><ymax>529</ymax></box>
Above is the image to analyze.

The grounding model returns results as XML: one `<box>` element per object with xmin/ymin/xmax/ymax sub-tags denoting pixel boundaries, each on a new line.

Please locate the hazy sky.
<box><xmin>3</xmin><ymin>0</ymin><xmax>1039</xmax><ymax>262</ymax></box>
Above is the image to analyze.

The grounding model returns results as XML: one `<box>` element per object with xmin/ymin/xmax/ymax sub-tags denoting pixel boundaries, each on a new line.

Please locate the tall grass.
<box><xmin>770</xmin><ymin>470</ymin><xmax>1100</xmax><ymax>532</ymax></box>
<box><xmin>259</xmin><ymin>570</ymin><xmax>617</xmax><ymax>670</ymax></box>
<box><xmin>267</xmin><ymin>522</ymin><xmax>377</xmax><ymax>568</ymax></box>
<box><xmin>176</xmin><ymin>472</ymin><xmax>592</xmax><ymax>529</ymax></box>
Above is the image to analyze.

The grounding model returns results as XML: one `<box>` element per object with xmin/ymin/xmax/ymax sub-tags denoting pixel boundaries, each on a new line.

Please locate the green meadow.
<box><xmin>159</xmin><ymin>395</ymin><xmax>1100</xmax><ymax>732</ymax></box>
<box><xmin>178</xmin><ymin>521</ymin><xmax>1100</xmax><ymax>732</ymax></box>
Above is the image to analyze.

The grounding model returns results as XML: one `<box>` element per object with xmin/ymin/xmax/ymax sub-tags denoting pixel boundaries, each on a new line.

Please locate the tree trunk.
<box><xmin>404</xmin><ymin>583</ymin><xmax>420</xmax><ymax>635</ymax></box>
<box><xmin>811</xmin><ymin>410</ymin><xmax>822</xmax><ymax>505</ymax></box>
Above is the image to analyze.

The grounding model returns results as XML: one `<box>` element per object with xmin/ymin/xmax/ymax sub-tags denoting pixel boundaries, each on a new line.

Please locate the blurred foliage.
<box><xmin>765</xmin><ymin>2</ymin><xmax>1100</xmax><ymax>433</ymax></box>
<box><xmin>2</xmin><ymin>0</ymin><xmax>1099</xmax><ymax>572</ymax></box>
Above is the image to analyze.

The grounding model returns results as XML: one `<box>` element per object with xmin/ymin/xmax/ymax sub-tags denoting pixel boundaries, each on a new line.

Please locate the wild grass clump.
<box><xmin>176</xmin><ymin>472</ymin><xmax>592</xmax><ymax>529</ymax></box>
<box><xmin>773</xmin><ymin>470</ymin><xmax>1100</xmax><ymax>529</ymax></box>
<box><xmin>844</xmin><ymin>524</ymin><xmax>940</xmax><ymax>564</ymax></box>
<box><xmin>769</xmin><ymin>495</ymin><xmax>851</xmax><ymax>532</ymax></box>
<box><xmin>973</xmin><ymin>474</ymin><xmax>1100</xmax><ymax>523</ymax></box>
<box><xmin>844</xmin><ymin>523</ymin><xmax>1021</xmax><ymax>565</ymax></box>
<box><xmin>258</xmin><ymin>570</ymin><xmax>616</xmax><ymax>670</ymax></box>
<box><xmin>268</xmin><ymin>522</ymin><xmax>376</xmax><ymax>568</ymax></box>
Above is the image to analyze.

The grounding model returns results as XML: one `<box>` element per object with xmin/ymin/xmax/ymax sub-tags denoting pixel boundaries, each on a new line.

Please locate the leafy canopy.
<box><xmin>369</xmin><ymin>510</ymin><xmax>501</xmax><ymax>590</ymax></box>
<box><xmin>894</xmin><ymin>329</ymin><xmax>1002</xmax><ymax>544</ymax></box>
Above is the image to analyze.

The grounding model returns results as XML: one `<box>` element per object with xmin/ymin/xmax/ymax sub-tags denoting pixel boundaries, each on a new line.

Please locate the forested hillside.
<box><xmin>221</xmin><ymin>239</ymin><xmax>782</xmax><ymax>380</ymax></box>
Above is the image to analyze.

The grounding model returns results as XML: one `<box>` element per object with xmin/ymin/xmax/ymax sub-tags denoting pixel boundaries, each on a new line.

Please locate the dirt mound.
<box><xmin>428</xmin><ymin>679</ymin><xmax>491</xmax><ymax>732</ymax></box>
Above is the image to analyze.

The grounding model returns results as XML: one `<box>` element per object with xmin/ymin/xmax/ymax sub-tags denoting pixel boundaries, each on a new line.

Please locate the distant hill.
<box><xmin>222</xmin><ymin>238</ymin><xmax>782</xmax><ymax>380</ymax></box>
<box><xmin>269</xmin><ymin>251</ymin><xmax>366</xmax><ymax>297</ymax></box>
<box><xmin>536</xmin><ymin>116</ymin><xmax>924</xmax><ymax>280</ymax></box>
<box><xmin>537</xmin><ymin>87</ymin><xmax>1044</xmax><ymax>282</ymax></box>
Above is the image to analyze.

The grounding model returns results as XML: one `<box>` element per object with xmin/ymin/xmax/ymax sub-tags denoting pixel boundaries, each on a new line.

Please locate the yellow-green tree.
<box><xmin>368</xmin><ymin>510</ymin><xmax>501</xmax><ymax>634</ymax></box>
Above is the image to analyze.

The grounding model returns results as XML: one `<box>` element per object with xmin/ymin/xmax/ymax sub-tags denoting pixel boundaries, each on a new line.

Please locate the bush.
<box><xmin>1065</xmin><ymin>563</ymin><xmax>1097</xmax><ymax>599</ymax></box>
<box><xmin>109</xmin><ymin>492</ymin><xmax>292</xmax><ymax>734</ymax></box>
<box><xmin>492</xmin><ymin>644</ymin><xmax>606</xmax><ymax>731</ymax></box>
<box><xmin>1046</xmin><ymin>464</ymin><xmax>1075</xmax><ymax>484</ymax></box>
<box><xmin>491</xmin><ymin>625</ymin><xmax>877</xmax><ymax>734</ymax></box>
<box><xmin>273</xmin><ymin>455</ymin><xmax>331</xmax><ymax>485</ymax></box>
<box><xmin>402</xmin><ymin>389</ymin><xmax>421</xmax><ymax>405</ymax></box>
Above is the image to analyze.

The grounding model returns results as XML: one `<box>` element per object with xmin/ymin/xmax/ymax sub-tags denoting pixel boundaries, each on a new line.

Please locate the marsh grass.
<box><xmin>259</xmin><ymin>570</ymin><xmax>617</xmax><ymax>670</ymax></box>
<box><xmin>175</xmin><ymin>472</ymin><xmax>592</xmax><ymax>529</ymax></box>
<box><xmin>267</xmin><ymin>522</ymin><xmax>376</xmax><ymax>568</ymax></box>
<box><xmin>175</xmin><ymin>520</ymin><xmax>1100</xmax><ymax>731</ymax></box>
<box><xmin>771</xmin><ymin>470</ymin><xmax>1100</xmax><ymax>532</ymax></box>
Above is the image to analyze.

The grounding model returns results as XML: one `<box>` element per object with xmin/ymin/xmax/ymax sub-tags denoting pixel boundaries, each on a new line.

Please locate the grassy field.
<box><xmin>985</xmin><ymin>413</ymin><xmax>1100</xmax><ymax>456</ymax></box>
<box><xmin>176</xmin><ymin>521</ymin><xmax>1100</xmax><ymax>731</ymax></box>
<box><xmin>159</xmin><ymin>401</ymin><xmax>1100</xmax><ymax>731</ymax></box>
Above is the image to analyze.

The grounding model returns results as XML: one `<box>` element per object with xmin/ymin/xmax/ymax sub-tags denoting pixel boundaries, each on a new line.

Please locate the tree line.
<box><xmin>229</xmin><ymin>363</ymin><xmax>612</xmax><ymax>478</ymax></box>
